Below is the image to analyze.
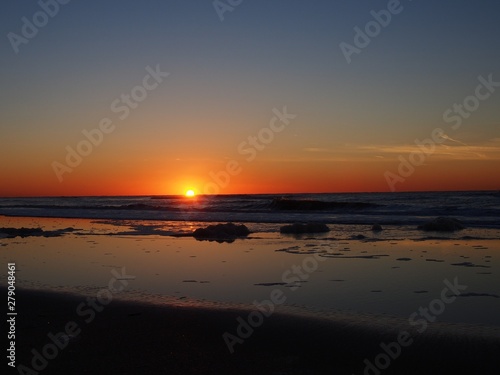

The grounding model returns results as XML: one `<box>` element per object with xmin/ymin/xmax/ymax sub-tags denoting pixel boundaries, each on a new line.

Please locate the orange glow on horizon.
<box><xmin>0</xmin><ymin>159</ymin><xmax>499</xmax><ymax>197</ymax></box>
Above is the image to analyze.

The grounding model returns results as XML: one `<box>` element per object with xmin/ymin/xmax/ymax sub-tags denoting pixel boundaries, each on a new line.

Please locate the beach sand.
<box><xmin>2</xmin><ymin>216</ymin><xmax>500</xmax><ymax>374</ymax></box>
<box><xmin>7</xmin><ymin>287</ymin><xmax>500</xmax><ymax>375</ymax></box>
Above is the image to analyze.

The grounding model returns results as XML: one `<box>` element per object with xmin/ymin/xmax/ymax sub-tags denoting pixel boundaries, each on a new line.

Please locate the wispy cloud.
<box><xmin>302</xmin><ymin>138</ymin><xmax>500</xmax><ymax>161</ymax></box>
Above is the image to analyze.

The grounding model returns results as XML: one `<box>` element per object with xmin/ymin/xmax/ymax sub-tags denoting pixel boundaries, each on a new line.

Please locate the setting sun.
<box><xmin>185</xmin><ymin>189</ymin><xmax>196</xmax><ymax>197</ymax></box>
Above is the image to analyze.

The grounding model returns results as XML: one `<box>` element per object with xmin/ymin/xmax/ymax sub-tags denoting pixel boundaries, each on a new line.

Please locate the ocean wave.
<box><xmin>269</xmin><ymin>198</ymin><xmax>380</xmax><ymax>211</ymax></box>
<box><xmin>0</xmin><ymin>203</ymin><xmax>180</xmax><ymax>211</ymax></box>
<box><xmin>1</xmin><ymin>192</ymin><xmax>499</xmax><ymax>230</ymax></box>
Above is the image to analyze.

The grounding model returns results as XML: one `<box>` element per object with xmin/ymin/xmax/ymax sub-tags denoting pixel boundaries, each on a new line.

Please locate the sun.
<box><xmin>185</xmin><ymin>189</ymin><xmax>196</xmax><ymax>197</ymax></box>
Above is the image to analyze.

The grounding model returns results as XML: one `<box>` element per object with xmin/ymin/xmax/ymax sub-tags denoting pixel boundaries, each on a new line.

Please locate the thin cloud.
<box><xmin>302</xmin><ymin>138</ymin><xmax>500</xmax><ymax>161</ymax></box>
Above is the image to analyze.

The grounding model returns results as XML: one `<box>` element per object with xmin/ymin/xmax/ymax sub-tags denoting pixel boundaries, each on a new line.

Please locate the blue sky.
<box><xmin>1</xmin><ymin>0</ymin><xmax>499</xmax><ymax>195</ymax></box>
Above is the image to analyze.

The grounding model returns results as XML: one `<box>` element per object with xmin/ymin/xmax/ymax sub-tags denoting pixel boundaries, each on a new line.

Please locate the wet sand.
<box><xmin>2</xmin><ymin>216</ymin><xmax>500</xmax><ymax>373</ymax></box>
<box><xmin>7</xmin><ymin>287</ymin><xmax>500</xmax><ymax>375</ymax></box>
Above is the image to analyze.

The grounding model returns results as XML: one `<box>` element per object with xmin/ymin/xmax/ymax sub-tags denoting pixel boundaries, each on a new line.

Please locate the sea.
<box><xmin>1</xmin><ymin>191</ymin><xmax>499</xmax><ymax>226</ymax></box>
<box><xmin>1</xmin><ymin>190</ymin><xmax>500</xmax><ymax>328</ymax></box>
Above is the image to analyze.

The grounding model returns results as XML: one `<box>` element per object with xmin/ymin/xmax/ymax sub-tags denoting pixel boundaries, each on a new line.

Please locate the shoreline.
<box><xmin>2</xmin><ymin>215</ymin><xmax>500</xmax><ymax>328</ymax></box>
<box><xmin>1</xmin><ymin>191</ymin><xmax>500</xmax><ymax>232</ymax></box>
<box><xmin>1</xmin><ymin>211</ymin><xmax>500</xmax><ymax>228</ymax></box>
<box><xmin>3</xmin><ymin>214</ymin><xmax>499</xmax><ymax>373</ymax></box>
<box><xmin>1</xmin><ymin>214</ymin><xmax>500</xmax><ymax>242</ymax></box>
<box><xmin>6</xmin><ymin>287</ymin><xmax>500</xmax><ymax>374</ymax></box>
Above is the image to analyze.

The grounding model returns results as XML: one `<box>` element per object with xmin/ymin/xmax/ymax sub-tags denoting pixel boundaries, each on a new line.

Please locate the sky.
<box><xmin>1</xmin><ymin>0</ymin><xmax>499</xmax><ymax>196</ymax></box>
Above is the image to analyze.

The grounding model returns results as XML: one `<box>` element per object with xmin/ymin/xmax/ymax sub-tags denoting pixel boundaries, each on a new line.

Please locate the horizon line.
<box><xmin>0</xmin><ymin>189</ymin><xmax>498</xmax><ymax>199</ymax></box>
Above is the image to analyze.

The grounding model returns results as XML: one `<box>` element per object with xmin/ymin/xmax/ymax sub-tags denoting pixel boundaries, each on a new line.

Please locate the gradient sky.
<box><xmin>1</xmin><ymin>0</ymin><xmax>499</xmax><ymax>196</ymax></box>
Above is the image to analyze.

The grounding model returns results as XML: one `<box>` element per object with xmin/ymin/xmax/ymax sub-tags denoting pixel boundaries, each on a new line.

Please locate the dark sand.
<box><xmin>7</xmin><ymin>287</ymin><xmax>500</xmax><ymax>375</ymax></box>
